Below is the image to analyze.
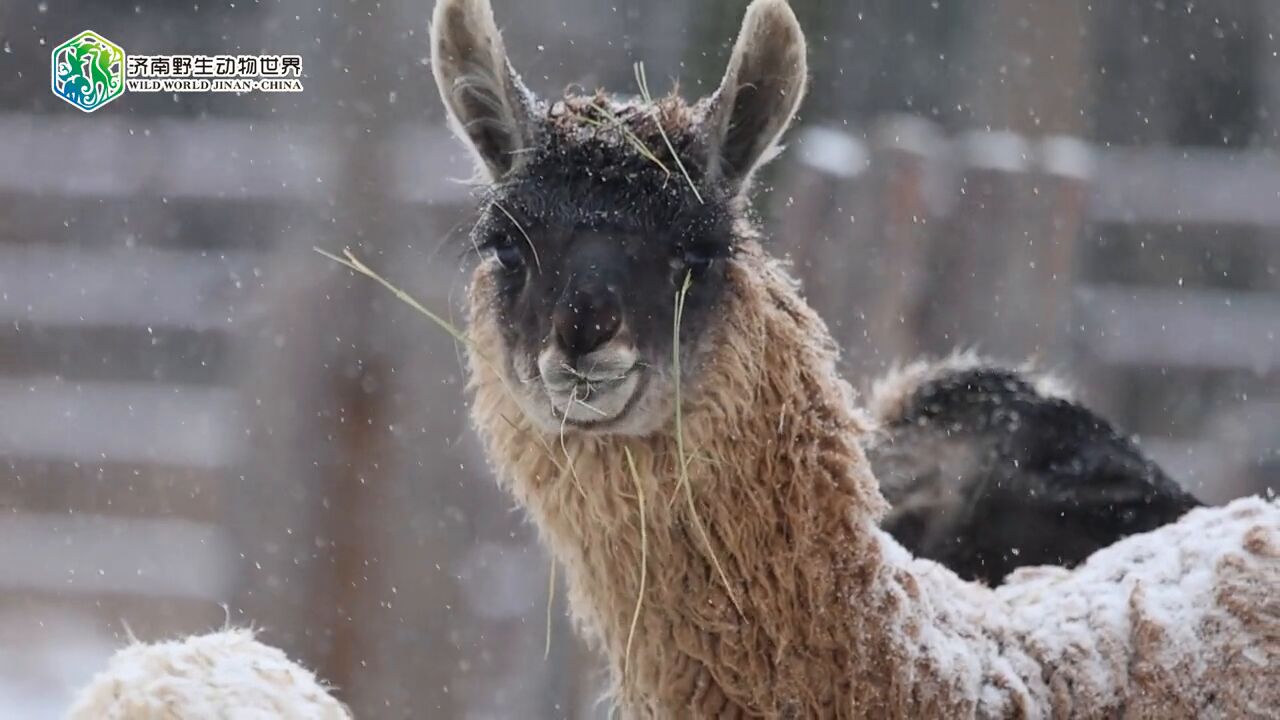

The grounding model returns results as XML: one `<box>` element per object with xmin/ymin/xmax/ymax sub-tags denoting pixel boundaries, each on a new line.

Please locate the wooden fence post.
<box><xmin>770</xmin><ymin>126</ymin><xmax>866</xmax><ymax>349</ymax></box>
<box><xmin>858</xmin><ymin>115</ymin><xmax>943</xmax><ymax>372</ymax></box>
<box><xmin>920</xmin><ymin>131</ymin><xmax>1031</xmax><ymax>358</ymax></box>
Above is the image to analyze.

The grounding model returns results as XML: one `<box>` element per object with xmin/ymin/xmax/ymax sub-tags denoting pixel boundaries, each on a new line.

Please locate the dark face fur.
<box><xmin>472</xmin><ymin>97</ymin><xmax>737</xmax><ymax>432</ymax></box>
<box><xmin>432</xmin><ymin>0</ymin><xmax>807</xmax><ymax>434</ymax></box>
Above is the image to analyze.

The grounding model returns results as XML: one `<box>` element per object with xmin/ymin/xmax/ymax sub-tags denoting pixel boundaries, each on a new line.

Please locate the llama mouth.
<box><xmin>547</xmin><ymin>367</ymin><xmax>646</xmax><ymax>427</ymax></box>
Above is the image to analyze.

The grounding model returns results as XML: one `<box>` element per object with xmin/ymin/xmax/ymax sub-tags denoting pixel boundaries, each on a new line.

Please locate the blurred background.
<box><xmin>1</xmin><ymin>0</ymin><xmax>1278</xmax><ymax>716</ymax></box>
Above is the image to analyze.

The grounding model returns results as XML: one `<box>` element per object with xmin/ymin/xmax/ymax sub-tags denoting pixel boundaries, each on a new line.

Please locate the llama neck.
<box><xmin>468</xmin><ymin>246</ymin><xmax>1027</xmax><ymax>716</ymax></box>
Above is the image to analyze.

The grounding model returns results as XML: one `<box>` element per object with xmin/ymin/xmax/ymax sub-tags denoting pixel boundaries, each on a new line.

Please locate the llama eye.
<box><xmin>681</xmin><ymin>245</ymin><xmax>715</xmax><ymax>275</ymax></box>
<box><xmin>488</xmin><ymin>236</ymin><xmax>524</xmax><ymax>271</ymax></box>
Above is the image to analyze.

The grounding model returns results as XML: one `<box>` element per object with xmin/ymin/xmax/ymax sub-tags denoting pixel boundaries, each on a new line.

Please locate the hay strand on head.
<box><xmin>634</xmin><ymin>62</ymin><xmax>704</xmax><ymax>204</ymax></box>
<box><xmin>584</xmin><ymin>101</ymin><xmax>673</xmax><ymax>180</ymax></box>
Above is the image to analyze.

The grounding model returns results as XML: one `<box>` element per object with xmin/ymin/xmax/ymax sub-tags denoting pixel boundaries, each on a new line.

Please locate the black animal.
<box><xmin>865</xmin><ymin>359</ymin><xmax>1202</xmax><ymax>585</ymax></box>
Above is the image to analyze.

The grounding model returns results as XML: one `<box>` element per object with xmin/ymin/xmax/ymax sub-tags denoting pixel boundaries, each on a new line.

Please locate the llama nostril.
<box><xmin>553</xmin><ymin>286</ymin><xmax>621</xmax><ymax>358</ymax></box>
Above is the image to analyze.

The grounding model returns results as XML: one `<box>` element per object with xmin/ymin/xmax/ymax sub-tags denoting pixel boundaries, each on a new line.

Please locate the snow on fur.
<box><xmin>865</xmin><ymin>350</ymin><xmax>1074</xmax><ymax>427</ymax></box>
<box><xmin>995</xmin><ymin>497</ymin><xmax>1280</xmax><ymax>717</ymax></box>
<box><xmin>66</xmin><ymin>629</ymin><xmax>351</xmax><ymax>720</ymax></box>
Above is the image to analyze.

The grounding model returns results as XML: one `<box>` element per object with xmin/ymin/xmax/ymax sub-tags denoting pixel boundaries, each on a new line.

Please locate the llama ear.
<box><xmin>704</xmin><ymin>0</ymin><xmax>808</xmax><ymax>188</ymax></box>
<box><xmin>431</xmin><ymin>0</ymin><xmax>537</xmax><ymax>181</ymax></box>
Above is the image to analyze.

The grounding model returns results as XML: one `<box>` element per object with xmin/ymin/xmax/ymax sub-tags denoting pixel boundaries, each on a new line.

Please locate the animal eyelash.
<box><xmin>674</xmin><ymin>240</ymin><xmax>733</xmax><ymax>259</ymax></box>
<box><xmin>477</xmin><ymin>232</ymin><xmax>517</xmax><ymax>251</ymax></box>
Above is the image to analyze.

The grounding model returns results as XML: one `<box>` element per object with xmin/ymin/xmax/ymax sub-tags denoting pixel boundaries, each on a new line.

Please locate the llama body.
<box><xmin>867</xmin><ymin>355</ymin><xmax>1202</xmax><ymax>585</ymax></box>
<box><xmin>433</xmin><ymin>0</ymin><xmax>1280</xmax><ymax>715</ymax></box>
<box><xmin>472</xmin><ymin>245</ymin><xmax>1280</xmax><ymax>717</ymax></box>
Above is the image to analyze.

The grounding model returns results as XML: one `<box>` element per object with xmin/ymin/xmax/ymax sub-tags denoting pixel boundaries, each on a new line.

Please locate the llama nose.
<box><xmin>553</xmin><ymin>284</ymin><xmax>621</xmax><ymax>358</ymax></box>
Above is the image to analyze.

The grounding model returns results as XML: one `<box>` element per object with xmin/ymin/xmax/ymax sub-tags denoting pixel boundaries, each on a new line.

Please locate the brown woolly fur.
<box><xmin>469</xmin><ymin>243</ymin><xmax>894</xmax><ymax>715</ymax></box>
<box><xmin>467</xmin><ymin>240</ymin><xmax>1280</xmax><ymax>718</ymax></box>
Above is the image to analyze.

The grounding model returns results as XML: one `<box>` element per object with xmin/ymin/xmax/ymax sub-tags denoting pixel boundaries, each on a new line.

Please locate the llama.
<box><xmin>66</xmin><ymin>629</ymin><xmax>351</xmax><ymax>719</ymax></box>
<box><xmin>866</xmin><ymin>353</ymin><xmax>1202</xmax><ymax>585</ymax></box>
<box><xmin>432</xmin><ymin>0</ymin><xmax>1280</xmax><ymax>716</ymax></box>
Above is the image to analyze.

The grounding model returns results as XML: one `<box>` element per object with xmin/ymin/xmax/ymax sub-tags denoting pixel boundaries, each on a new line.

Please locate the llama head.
<box><xmin>432</xmin><ymin>0</ymin><xmax>807</xmax><ymax>435</ymax></box>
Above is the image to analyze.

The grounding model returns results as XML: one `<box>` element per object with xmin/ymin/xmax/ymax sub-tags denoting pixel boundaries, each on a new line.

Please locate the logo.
<box><xmin>51</xmin><ymin>30</ymin><xmax>125</xmax><ymax>112</ymax></box>
<box><xmin>50</xmin><ymin>31</ymin><xmax>304</xmax><ymax>112</ymax></box>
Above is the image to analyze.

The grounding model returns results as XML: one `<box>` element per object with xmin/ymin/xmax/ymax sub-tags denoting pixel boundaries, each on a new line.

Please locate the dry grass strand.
<box><xmin>492</xmin><ymin>201</ymin><xmax>542</xmax><ymax>273</ymax></box>
<box><xmin>559</xmin><ymin>388</ymin><xmax>588</xmax><ymax>499</ymax></box>
<box><xmin>314</xmin><ymin>247</ymin><xmax>566</xmax><ymax>473</ymax></box>
<box><xmin>634</xmin><ymin>62</ymin><xmax>704</xmax><ymax>204</ymax></box>
<box><xmin>669</xmin><ymin>271</ymin><xmax>743</xmax><ymax>615</ymax></box>
<box><xmin>622</xmin><ymin>446</ymin><xmax>648</xmax><ymax>681</ymax></box>
<box><xmin>545</xmin><ymin>558</ymin><xmax>556</xmax><ymax>660</ymax></box>
<box><xmin>584</xmin><ymin>101</ymin><xmax>673</xmax><ymax>180</ymax></box>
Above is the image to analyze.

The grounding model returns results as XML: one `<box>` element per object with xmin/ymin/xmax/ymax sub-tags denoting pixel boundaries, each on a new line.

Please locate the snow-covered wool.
<box><xmin>66</xmin><ymin>629</ymin><xmax>351</xmax><ymax>720</ymax></box>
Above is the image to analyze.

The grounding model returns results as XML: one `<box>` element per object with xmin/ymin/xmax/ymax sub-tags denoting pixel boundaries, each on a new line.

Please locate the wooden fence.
<box><xmin>772</xmin><ymin>118</ymin><xmax>1280</xmax><ymax>504</ymax></box>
